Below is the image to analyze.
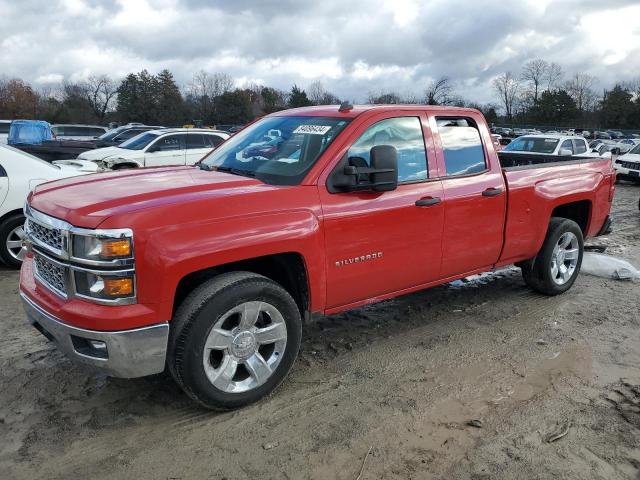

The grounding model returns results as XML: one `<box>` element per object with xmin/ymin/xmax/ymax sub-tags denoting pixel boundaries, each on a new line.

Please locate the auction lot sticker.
<box><xmin>293</xmin><ymin>125</ymin><xmax>332</xmax><ymax>135</ymax></box>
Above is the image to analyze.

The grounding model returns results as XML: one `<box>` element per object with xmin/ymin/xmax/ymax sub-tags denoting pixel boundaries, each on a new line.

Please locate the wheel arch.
<box><xmin>172</xmin><ymin>252</ymin><xmax>310</xmax><ymax>320</ymax></box>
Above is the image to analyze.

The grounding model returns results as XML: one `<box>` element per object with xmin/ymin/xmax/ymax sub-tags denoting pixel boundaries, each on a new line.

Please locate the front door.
<box><xmin>319</xmin><ymin>113</ymin><xmax>444</xmax><ymax>310</ymax></box>
<box><xmin>144</xmin><ymin>134</ymin><xmax>186</xmax><ymax>167</ymax></box>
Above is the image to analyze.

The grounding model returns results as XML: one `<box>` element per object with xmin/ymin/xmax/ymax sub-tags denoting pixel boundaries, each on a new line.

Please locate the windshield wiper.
<box><xmin>215</xmin><ymin>166</ymin><xmax>256</xmax><ymax>177</ymax></box>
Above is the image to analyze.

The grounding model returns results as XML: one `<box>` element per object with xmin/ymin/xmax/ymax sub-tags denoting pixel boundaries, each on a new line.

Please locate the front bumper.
<box><xmin>21</xmin><ymin>292</ymin><xmax>169</xmax><ymax>378</ymax></box>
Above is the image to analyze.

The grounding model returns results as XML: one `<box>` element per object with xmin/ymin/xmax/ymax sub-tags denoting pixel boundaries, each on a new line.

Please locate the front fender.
<box><xmin>140</xmin><ymin>210</ymin><xmax>325</xmax><ymax>320</ymax></box>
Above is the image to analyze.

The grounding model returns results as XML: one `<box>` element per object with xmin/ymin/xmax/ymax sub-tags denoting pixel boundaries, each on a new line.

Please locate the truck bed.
<box><xmin>498</xmin><ymin>151</ymin><xmax>605</xmax><ymax>169</ymax></box>
<box><xmin>497</xmin><ymin>154</ymin><xmax>614</xmax><ymax>266</ymax></box>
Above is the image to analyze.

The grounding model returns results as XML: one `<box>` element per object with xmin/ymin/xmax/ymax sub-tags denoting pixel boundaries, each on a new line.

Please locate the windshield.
<box><xmin>200</xmin><ymin>116</ymin><xmax>351</xmax><ymax>185</ymax></box>
<box><xmin>504</xmin><ymin>137</ymin><xmax>559</xmax><ymax>154</ymax></box>
<box><xmin>119</xmin><ymin>132</ymin><xmax>159</xmax><ymax>150</ymax></box>
<box><xmin>629</xmin><ymin>143</ymin><xmax>640</xmax><ymax>155</ymax></box>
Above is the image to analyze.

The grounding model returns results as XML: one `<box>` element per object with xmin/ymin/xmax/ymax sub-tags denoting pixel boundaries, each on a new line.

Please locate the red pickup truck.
<box><xmin>20</xmin><ymin>105</ymin><xmax>615</xmax><ymax>409</ymax></box>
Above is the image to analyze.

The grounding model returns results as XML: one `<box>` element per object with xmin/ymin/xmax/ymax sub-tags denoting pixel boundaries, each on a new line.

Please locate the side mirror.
<box><xmin>368</xmin><ymin>145</ymin><xmax>398</xmax><ymax>192</ymax></box>
<box><xmin>611</xmin><ymin>147</ymin><xmax>621</xmax><ymax>156</ymax></box>
<box><xmin>327</xmin><ymin>145</ymin><xmax>398</xmax><ymax>193</ymax></box>
<box><xmin>559</xmin><ymin>148</ymin><xmax>572</xmax><ymax>156</ymax></box>
<box><xmin>146</xmin><ymin>145</ymin><xmax>159</xmax><ymax>153</ymax></box>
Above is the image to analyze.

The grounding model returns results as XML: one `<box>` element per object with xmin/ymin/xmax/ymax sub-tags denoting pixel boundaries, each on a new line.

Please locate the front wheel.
<box><xmin>168</xmin><ymin>272</ymin><xmax>302</xmax><ymax>410</ymax></box>
<box><xmin>521</xmin><ymin>217</ymin><xmax>584</xmax><ymax>296</ymax></box>
<box><xmin>0</xmin><ymin>214</ymin><xmax>27</xmax><ymax>268</ymax></box>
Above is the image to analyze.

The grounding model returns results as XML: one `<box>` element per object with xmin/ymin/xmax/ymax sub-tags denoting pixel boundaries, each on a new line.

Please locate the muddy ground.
<box><xmin>1</xmin><ymin>184</ymin><xmax>639</xmax><ymax>480</ymax></box>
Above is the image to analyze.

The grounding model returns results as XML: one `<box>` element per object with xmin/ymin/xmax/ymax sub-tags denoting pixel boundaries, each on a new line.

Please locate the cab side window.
<box><xmin>560</xmin><ymin>139</ymin><xmax>574</xmax><ymax>154</ymax></box>
<box><xmin>347</xmin><ymin>117</ymin><xmax>428</xmax><ymax>183</ymax></box>
<box><xmin>574</xmin><ymin>139</ymin><xmax>587</xmax><ymax>154</ymax></box>
<box><xmin>436</xmin><ymin>117</ymin><xmax>486</xmax><ymax>176</ymax></box>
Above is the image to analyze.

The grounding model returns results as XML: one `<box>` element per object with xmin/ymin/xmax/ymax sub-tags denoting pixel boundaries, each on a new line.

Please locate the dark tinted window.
<box><xmin>348</xmin><ymin>116</ymin><xmax>428</xmax><ymax>183</ymax></box>
<box><xmin>560</xmin><ymin>139</ymin><xmax>574</xmax><ymax>154</ymax></box>
<box><xmin>437</xmin><ymin>117</ymin><xmax>486</xmax><ymax>176</ymax></box>
<box><xmin>205</xmin><ymin>134</ymin><xmax>225</xmax><ymax>147</ymax></box>
<box><xmin>151</xmin><ymin>134</ymin><xmax>184</xmax><ymax>151</ymax></box>
<box><xmin>186</xmin><ymin>134</ymin><xmax>206</xmax><ymax>149</ymax></box>
<box><xmin>115</xmin><ymin>128</ymin><xmax>146</xmax><ymax>141</ymax></box>
<box><xmin>0</xmin><ymin>123</ymin><xmax>10</xmax><ymax>134</ymax></box>
<box><xmin>574</xmin><ymin>139</ymin><xmax>587</xmax><ymax>154</ymax></box>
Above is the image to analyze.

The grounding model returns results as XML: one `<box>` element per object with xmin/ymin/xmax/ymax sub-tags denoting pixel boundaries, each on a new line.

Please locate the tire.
<box><xmin>520</xmin><ymin>217</ymin><xmax>584</xmax><ymax>296</ymax></box>
<box><xmin>168</xmin><ymin>271</ymin><xmax>302</xmax><ymax>410</ymax></box>
<box><xmin>0</xmin><ymin>214</ymin><xmax>27</xmax><ymax>269</ymax></box>
<box><xmin>111</xmin><ymin>163</ymin><xmax>137</xmax><ymax>170</ymax></box>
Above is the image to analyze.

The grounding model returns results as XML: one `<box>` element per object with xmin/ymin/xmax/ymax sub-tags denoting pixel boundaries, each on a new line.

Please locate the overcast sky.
<box><xmin>1</xmin><ymin>0</ymin><xmax>639</xmax><ymax>105</ymax></box>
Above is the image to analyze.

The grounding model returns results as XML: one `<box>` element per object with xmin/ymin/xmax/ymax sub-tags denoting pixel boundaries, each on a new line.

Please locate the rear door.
<box><xmin>144</xmin><ymin>134</ymin><xmax>186</xmax><ymax>166</ymax></box>
<box><xmin>185</xmin><ymin>133</ymin><xmax>221</xmax><ymax>165</ymax></box>
<box><xmin>430</xmin><ymin>115</ymin><xmax>507</xmax><ymax>277</ymax></box>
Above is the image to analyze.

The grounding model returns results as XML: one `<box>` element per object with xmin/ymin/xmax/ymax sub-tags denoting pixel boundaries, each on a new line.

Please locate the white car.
<box><xmin>51</xmin><ymin>124</ymin><xmax>109</xmax><ymax>140</ymax></box>
<box><xmin>0</xmin><ymin>120</ymin><xmax>11</xmax><ymax>144</ymax></box>
<box><xmin>502</xmin><ymin>134</ymin><xmax>594</xmax><ymax>157</ymax></box>
<box><xmin>613</xmin><ymin>143</ymin><xmax>640</xmax><ymax>183</ymax></box>
<box><xmin>77</xmin><ymin>128</ymin><xmax>229</xmax><ymax>170</ymax></box>
<box><xmin>0</xmin><ymin>145</ymin><xmax>98</xmax><ymax>267</ymax></box>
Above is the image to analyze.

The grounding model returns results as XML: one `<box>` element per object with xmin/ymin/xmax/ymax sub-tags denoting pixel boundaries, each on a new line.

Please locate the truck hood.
<box><xmin>77</xmin><ymin>146</ymin><xmax>130</xmax><ymax>161</ymax></box>
<box><xmin>29</xmin><ymin>166</ymin><xmax>264</xmax><ymax>228</ymax></box>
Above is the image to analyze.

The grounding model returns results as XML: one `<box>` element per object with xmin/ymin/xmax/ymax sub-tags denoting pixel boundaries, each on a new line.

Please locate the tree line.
<box><xmin>492</xmin><ymin>59</ymin><xmax>640</xmax><ymax>129</ymax></box>
<box><xmin>0</xmin><ymin>70</ymin><xmax>337</xmax><ymax>127</ymax></box>
<box><xmin>1</xmin><ymin>61</ymin><xmax>639</xmax><ymax>129</ymax></box>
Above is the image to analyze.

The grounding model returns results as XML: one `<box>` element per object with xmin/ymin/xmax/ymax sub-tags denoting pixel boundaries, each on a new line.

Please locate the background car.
<box><xmin>0</xmin><ymin>120</ymin><xmax>10</xmax><ymax>144</ymax></box>
<box><xmin>502</xmin><ymin>134</ymin><xmax>592</xmax><ymax>156</ymax></box>
<box><xmin>94</xmin><ymin>124</ymin><xmax>165</xmax><ymax>148</ymax></box>
<box><xmin>613</xmin><ymin>143</ymin><xmax>640</xmax><ymax>183</ymax></box>
<box><xmin>0</xmin><ymin>145</ymin><xmax>96</xmax><ymax>267</ymax></box>
<box><xmin>77</xmin><ymin>128</ymin><xmax>230</xmax><ymax>169</ymax></box>
<box><xmin>51</xmin><ymin>124</ymin><xmax>108</xmax><ymax>140</ymax></box>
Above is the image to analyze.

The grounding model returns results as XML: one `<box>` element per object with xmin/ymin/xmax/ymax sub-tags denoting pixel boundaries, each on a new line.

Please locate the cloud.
<box><xmin>0</xmin><ymin>0</ymin><xmax>638</xmax><ymax>105</ymax></box>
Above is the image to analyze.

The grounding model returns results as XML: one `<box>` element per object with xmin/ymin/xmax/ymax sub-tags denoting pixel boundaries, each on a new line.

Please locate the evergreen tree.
<box><xmin>288</xmin><ymin>85</ymin><xmax>313</xmax><ymax>108</ymax></box>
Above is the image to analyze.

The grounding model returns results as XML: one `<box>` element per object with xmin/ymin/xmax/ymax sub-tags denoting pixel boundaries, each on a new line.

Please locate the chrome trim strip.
<box><xmin>21</xmin><ymin>292</ymin><xmax>168</xmax><ymax>378</ymax></box>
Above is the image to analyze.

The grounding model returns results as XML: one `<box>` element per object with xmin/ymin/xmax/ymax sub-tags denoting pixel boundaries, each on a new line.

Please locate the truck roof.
<box><xmin>272</xmin><ymin>104</ymin><xmax>479</xmax><ymax>119</ymax></box>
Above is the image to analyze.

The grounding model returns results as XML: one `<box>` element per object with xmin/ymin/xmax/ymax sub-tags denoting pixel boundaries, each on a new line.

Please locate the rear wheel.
<box><xmin>168</xmin><ymin>272</ymin><xmax>302</xmax><ymax>410</ymax></box>
<box><xmin>521</xmin><ymin>217</ymin><xmax>584</xmax><ymax>296</ymax></box>
<box><xmin>0</xmin><ymin>214</ymin><xmax>27</xmax><ymax>269</ymax></box>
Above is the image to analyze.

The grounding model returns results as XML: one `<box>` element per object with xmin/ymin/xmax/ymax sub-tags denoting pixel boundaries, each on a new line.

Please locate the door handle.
<box><xmin>415</xmin><ymin>196</ymin><xmax>441</xmax><ymax>207</ymax></box>
<box><xmin>482</xmin><ymin>187</ymin><xmax>503</xmax><ymax>197</ymax></box>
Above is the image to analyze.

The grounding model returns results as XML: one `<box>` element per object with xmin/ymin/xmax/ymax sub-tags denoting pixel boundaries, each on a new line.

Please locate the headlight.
<box><xmin>74</xmin><ymin>271</ymin><xmax>135</xmax><ymax>301</ymax></box>
<box><xmin>71</xmin><ymin>230</ymin><xmax>134</xmax><ymax>263</ymax></box>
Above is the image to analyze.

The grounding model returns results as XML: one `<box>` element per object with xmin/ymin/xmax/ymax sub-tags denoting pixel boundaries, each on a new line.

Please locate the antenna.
<box><xmin>339</xmin><ymin>101</ymin><xmax>353</xmax><ymax>112</ymax></box>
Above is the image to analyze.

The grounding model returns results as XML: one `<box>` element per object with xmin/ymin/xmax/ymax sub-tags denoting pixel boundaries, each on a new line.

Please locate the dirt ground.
<box><xmin>1</xmin><ymin>184</ymin><xmax>639</xmax><ymax>480</ymax></box>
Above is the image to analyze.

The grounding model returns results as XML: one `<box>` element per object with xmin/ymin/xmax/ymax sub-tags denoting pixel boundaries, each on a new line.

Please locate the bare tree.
<box><xmin>366</xmin><ymin>91</ymin><xmax>402</xmax><ymax>104</ymax></box>
<box><xmin>492</xmin><ymin>72</ymin><xmax>520</xmax><ymax>120</ymax></box>
<box><xmin>425</xmin><ymin>77</ymin><xmax>454</xmax><ymax>105</ymax></box>
<box><xmin>307</xmin><ymin>80</ymin><xmax>340</xmax><ymax>105</ymax></box>
<box><xmin>545</xmin><ymin>62</ymin><xmax>563</xmax><ymax>91</ymax></box>
<box><xmin>83</xmin><ymin>74</ymin><xmax>118</xmax><ymax>120</ymax></box>
<box><xmin>188</xmin><ymin>71</ymin><xmax>235</xmax><ymax>120</ymax></box>
<box><xmin>521</xmin><ymin>59</ymin><xmax>548</xmax><ymax>104</ymax></box>
<box><xmin>566</xmin><ymin>73</ymin><xmax>596</xmax><ymax>112</ymax></box>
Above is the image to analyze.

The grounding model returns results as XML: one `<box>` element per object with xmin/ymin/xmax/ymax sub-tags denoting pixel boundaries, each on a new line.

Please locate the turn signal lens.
<box><xmin>103</xmin><ymin>278</ymin><xmax>134</xmax><ymax>296</ymax></box>
<box><xmin>100</xmin><ymin>239</ymin><xmax>131</xmax><ymax>257</ymax></box>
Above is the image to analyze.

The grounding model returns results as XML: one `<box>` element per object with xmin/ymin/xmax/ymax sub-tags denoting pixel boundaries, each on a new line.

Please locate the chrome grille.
<box><xmin>618</xmin><ymin>161</ymin><xmax>640</xmax><ymax>170</ymax></box>
<box><xmin>27</xmin><ymin>219</ymin><xmax>63</xmax><ymax>251</ymax></box>
<box><xmin>33</xmin><ymin>253</ymin><xmax>66</xmax><ymax>297</ymax></box>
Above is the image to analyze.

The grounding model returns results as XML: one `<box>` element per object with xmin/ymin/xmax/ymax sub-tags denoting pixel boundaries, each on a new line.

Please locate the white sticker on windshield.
<box><xmin>293</xmin><ymin>125</ymin><xmax>332</xmax><ymax>135</ymax></box>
